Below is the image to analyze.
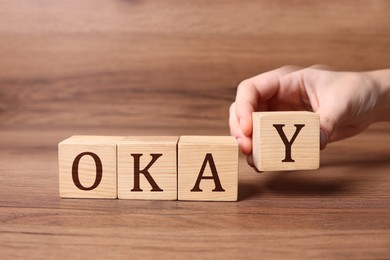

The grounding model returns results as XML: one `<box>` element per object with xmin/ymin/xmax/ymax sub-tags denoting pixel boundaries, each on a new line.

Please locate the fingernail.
<box><xmin>320</xmin><ymin>128</ymin><xmax>328</xmax><ymax>150</ymax></box>
<box><xmin>236</xmin><ymin>137</ymin><xmax>242</xmax><ymax>145</ymax></box>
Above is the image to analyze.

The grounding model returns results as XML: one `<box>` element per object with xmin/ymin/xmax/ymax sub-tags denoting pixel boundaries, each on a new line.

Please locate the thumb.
<box><xmin>316</xmin><ymin>109</ymin><xmax>339</xmax><ymax>150</ymax></box>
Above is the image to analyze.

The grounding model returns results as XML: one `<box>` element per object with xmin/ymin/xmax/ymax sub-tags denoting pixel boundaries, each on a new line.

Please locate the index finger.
<box><xmin>235</xmin><ymin>66</ymin><xmax>302</xmax><ymax>136</ymax></box>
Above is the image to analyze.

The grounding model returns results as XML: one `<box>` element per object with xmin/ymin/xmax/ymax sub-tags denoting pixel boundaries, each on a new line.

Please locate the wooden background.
<box><xmin>0</xmin><ymin>0</ymin><xmax>389</xmax><ymax>258</ymax></box>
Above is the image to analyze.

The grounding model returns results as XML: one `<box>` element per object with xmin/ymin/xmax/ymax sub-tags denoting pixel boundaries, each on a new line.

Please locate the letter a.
<box><xmin>273</xmin><ymin>124</ymin><xmax>305</xmax><ymax>162</ymax></box>
<box><xmin>131</xmin><ymin>154</ymin><xmax>163</xmax><ymax>192</ymax></box>
<box><xmin>191</xmin><ymin>153</ymin><xmax>225</xmax><ymax>192</ymax></box>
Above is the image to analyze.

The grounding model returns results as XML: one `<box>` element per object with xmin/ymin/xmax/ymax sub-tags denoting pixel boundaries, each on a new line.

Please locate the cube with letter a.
<box><xmin>252</xmin><ymin>111</ymin><xmax>320</xmax><ymax>171</ymax></box>
<box><xmin>178</xmin><ymin>136</ymin><xmax>238</xmax><ymax>201</ymax></box>
<box><xmin>59</xmin><ymin>136</ymin><xmax>124</xmax><ymax>198</ymax></box>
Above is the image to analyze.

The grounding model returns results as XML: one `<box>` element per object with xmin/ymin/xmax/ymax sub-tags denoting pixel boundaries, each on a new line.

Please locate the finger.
<box><xmin>235</xmin><ymin>79</ymin><xmax>259</xmax><ymax>136</ymax></box>
<box><xmin>308</xmin><ymin>64</ymin><xmax>334</xmax><ymax>71</ymax></box>
<box><xmin>316</xmin><ymin>105</ymin><xmax>343</xmax><ymax>149</ymax></box>
<box><xmin>281</xmin><ymin>68</ymin><xmax>340</xmax><ymax>150</ymax></box>
<box><xmin>240</xmin><ymin>135</ymin><xmax>252</xmax><ymax>155</ymax></box>
<box><xmin>246</xmin><ymin>154</ymin><xmax>254</xmax><ymax>167</ymax></box>
<box><xmin>278</xmin><ymin>67</ymin><xmax>339</xmax><ymax>150</ymax></box>
<box><xmin>229</xmin><ymin>103</ymin><xmax>253</xmax><ymax>155</ymax></box>
<box><xmin>319</xmin><ymin>116</ymin><xmax>336</xmax><ymax>150</ymax></box>
<box><xmin>235</xmin><ymin>66</ymin><xmax>302</xmax><ymax>136</ymax></box>
<box><xmin>229</xmin><ymin>102</ymin><xmax>241</xmax><ymax>138</ymax></box>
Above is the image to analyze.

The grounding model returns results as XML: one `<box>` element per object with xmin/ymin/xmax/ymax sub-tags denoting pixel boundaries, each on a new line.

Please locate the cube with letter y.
<box><xmin>252</xmin><ymin>111</ymin><xmax>320</xmax><ymax>171</ymax></box>
<box><xmin>59</xmin><ymin>136</ymin><xmax>124</xmax><ymax>198</ymax></box>
<box><xmin>178</xmin><ymin>136</ymin><xmax>238</xmax><ymax>201</ymax></box>
<box><xmin>117</xmin><ymin>136</ymin><xmax>179</xmax><ymax>200</ymax></box>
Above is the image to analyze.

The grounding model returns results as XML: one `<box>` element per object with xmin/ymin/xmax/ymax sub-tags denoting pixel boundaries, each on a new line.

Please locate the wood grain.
<box><xmin>118</xmin><ymin>136</ymin><xmax>178</xmax><ymax>200</ymax></box>
<box><xmin>59</xmin><ymin>136</ymin><xmax>124</xmax><ymax>198</ymax></box>
<box><xmin>178</xmin><ymin>136</ymin><xmax>238</xmax><ymax>201</ymax></box>
<box><xmin>252</xmin><ymin>112</ymin><xmax>320</xmax><ymax>171</ymax></box>
<box><xmin>0</xmin><ymin>0</ymin><xmax>389</xmax><ymax>259</ymax></box>
<box><xmin>1</xmin><ymin>0</ymin><xmax>389</xmax><ymax>131</ymax></box>
<box><xmin>0</xmin><ymin>124</ymin><xmax>389</xmax><ymax>259</ymax></box>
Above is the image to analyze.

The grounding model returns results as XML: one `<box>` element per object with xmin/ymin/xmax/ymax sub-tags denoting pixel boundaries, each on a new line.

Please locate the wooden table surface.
<box><xmin>0</xmin><ymin>1</ymin><xmax>389</xmax><ymax>259</ymax></box>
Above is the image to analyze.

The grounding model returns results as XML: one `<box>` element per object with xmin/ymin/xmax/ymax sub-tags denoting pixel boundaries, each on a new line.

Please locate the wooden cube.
<box><xmin>252</xmin><ymin>111</ymin><xmax>320</xmax><ymax>171</ymax></box>
<box><xmin>59</xmin><ymin>136</ymin><xmax>124</xmax><ymax>198</ymax></box>
<box><xmin>178</xmin><ymin>136</ymin><xmax>238</xmax><ymax>201</ymax></box>
<box><xmin>117</xmin><ymin>136</ymin><xmax>178</xmax><ymax>200</ymax></box>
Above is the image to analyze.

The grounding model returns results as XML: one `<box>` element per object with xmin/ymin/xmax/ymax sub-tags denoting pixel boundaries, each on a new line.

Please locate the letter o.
<box><xmin>72</xmin><ymin>152</ymin><xmax>103</xmax><ymax>191</ymax></box>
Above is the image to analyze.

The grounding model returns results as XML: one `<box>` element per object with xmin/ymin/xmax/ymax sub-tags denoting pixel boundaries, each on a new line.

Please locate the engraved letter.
<box><xmin>72</xmin><ymin>152</ymin><xmax>102</xmax><ymax>191</ymax></box>
<box><xmin>191</xmin><ymin>153</ymin><xmax>225</xmax><ymax>192</ymax></box>
<box><xmin>273</xmin><ymin>124</ymin><xmax>305</xmax><ymax>162</ymax></box>
<box><xmin>131</xmin><ymin>154</ymin><xmax>163</xmax><ymax>192</ymax></box>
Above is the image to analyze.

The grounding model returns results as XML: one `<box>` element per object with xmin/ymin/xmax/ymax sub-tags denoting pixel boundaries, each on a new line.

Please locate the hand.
<box><xmin>229</xmin><ymin>65</ymin><xmax>390</xmax><ymax>165</ymax></box>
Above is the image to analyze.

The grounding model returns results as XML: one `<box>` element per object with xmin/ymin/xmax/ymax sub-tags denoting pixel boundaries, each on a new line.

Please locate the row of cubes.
<box><xmin>59</xmin><ymin>136</ymin><xmax>239</xmax><ymax>201</ymax></box>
